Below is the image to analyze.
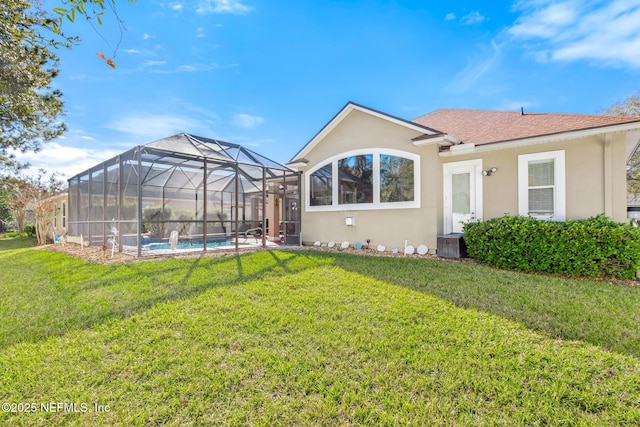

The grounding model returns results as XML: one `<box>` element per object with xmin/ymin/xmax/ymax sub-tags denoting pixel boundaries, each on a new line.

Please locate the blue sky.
<box><xmin>18</xmin><ymin>0</ymin><xmax>640</xmax><ymax>178</ymax></box>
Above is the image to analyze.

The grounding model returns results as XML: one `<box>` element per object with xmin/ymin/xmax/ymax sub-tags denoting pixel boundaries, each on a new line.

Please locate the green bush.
<box><xmin>24</xmin><ymin>224</ymin><xmax>36</xmax><ymax>237</ymax></box>
<box><xmin>172</xmin><ymin>210</ymin><xmax>195</xmax><ymax>235</ymax></box>
<box><xmin>142</xmin><ymin>206</ymin><xmax>172</xmax><ymax>237</ymax></box>
<box><xmin>463</xmin><ymin>215</ymin><xmax>640</xmax><ymax>279</ymax></box>
<box><xmin>3</xmin><ymin>231</ymin><xmax>26</xmax><ymax>238</ymax></box>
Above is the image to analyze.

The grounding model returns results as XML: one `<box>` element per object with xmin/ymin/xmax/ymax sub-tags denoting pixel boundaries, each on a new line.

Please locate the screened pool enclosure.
<box><xmin>67</xmin><ymin>134</ymin><xmax>301</xmax><ymax>256</ymax></box>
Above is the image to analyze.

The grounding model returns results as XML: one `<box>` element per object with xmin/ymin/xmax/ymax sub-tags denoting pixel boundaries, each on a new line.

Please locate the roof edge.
<box><xmin>289</xmin><ymin>101</ymin><xmax>442</xmax><ymax>162</ymax></box>
<box><xmin>439</xmin><ymin>120</ymin><xmax>640</xmax><ymax>156</ymax></box>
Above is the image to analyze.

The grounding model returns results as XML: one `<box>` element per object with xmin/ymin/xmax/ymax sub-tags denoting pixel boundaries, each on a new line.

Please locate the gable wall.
<box><xmin>299</xmin><ymin>110</ymin><xmax>442</xmax><ymax>252</ymax></box>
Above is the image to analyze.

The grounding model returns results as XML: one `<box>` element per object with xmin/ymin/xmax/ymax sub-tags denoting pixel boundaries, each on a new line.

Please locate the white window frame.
<box><xmin>518</xmin><ymin>150</ymin><xmax>566</xmax><ymax>221</ymax></box>
<box><xmin>305</xmin><ymin>149</ymin><xmax>420</xmax><ymax>211</ymax></box>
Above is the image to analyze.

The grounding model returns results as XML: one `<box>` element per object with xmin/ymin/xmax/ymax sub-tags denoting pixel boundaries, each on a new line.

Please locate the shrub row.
<box><xmin>3</xmin><ymin>231</ymin><xmax>27</xmax><ymax>238</ymax></box>
<box><xmin>463</xmin><ymin>215</ymin><xmax>640</xmax><ymax>279</ymax></box>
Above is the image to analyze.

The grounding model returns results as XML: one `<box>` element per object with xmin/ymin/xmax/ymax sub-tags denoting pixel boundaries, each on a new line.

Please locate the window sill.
<box><xmin>306</xmin><ymin>201</ymin><xmax>419</xmax><ymax>212</ymax></box>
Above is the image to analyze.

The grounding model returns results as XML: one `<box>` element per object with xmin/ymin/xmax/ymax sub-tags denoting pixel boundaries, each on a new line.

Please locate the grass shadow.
<box><xmin>14</xmin><ymin>242</ymin><xmax>634</xmax><ymax>360</ymax></box>
<box><xmin>289</xmin><ymin>249</ymin><xmax>640</xmax><ymax>359</ymax></box>
<box><xmin>0</xmin><ymin>236</ymin><xmax>37</xmax><ymax>252</ymax></box>
<box><xmin>0</xmin><ymin>247</ymin><xmax>326</xmax><ymax>350</ymax></box>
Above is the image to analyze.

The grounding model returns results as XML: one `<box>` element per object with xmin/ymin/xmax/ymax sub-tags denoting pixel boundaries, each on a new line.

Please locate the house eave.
<box><xmin>439</xmin><ymin>121</ymin><xmax>640</xmax><ymax>157</ymax></box>
<box><xmin>286</xmin><ymin>159</ymin><xmax>308</xmax><ymax>171</ymax></box>
<box><xmin>412</xmin><ymin>134</ymin><xmax>461</xmax><ymax>147</ymax></box>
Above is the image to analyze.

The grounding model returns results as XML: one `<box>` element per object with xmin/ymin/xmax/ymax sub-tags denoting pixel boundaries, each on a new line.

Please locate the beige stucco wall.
<box><xmin>49</xmin><ymin>193</ymin><xmax>68</xmax><ymax>240</ymax></box>
<box><xmin>444</xmin><ymin>133</ymin><xmax>628</xmax><ymax>222</ymax></box>
<box><xmin>298</xmin><ymin>109</ymin><xmax>630</xmax><ymax>253</ymax></box>
<box><xmin>299</xmin><ymin>109</ymin><xmax>442</xmax><ymax>252</ymax></box>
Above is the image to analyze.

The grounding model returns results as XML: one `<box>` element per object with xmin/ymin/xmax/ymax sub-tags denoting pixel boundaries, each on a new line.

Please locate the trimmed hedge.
<box><xmin>463</xmin><ymin>215</ymin><xmax>640</xmax><ymax>279</ymax></box>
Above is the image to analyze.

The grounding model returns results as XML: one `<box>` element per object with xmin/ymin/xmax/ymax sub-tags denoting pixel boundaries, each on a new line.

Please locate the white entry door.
<box><xmin>443</xmin><ymin>160</ymin><xmax>483</xmax><ymax>234</ymax></box>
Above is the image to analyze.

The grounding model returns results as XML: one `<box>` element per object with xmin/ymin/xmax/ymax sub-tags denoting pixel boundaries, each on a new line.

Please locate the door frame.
<box><xmin>443</xmin><ymin>159</ymin><xmax>483</xmax><ymax>234</ymax></box>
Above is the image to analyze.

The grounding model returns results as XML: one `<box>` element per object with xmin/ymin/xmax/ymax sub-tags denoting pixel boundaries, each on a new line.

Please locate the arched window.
<box><xmin>306</xmin><ymin>149</ymin><xmax>420</xmax><ymax>211</ymax></box>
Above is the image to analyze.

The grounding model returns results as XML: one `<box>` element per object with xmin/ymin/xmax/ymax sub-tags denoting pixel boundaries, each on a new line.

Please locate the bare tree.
<box><xmin>31</xmin><ymin>171</ymin><xmax>64</xmax><ymax>244</ymax></box>
<box><xmin>0</xmin><ymin>171</ymin><xmax>64</xmax><ymax>243</ymax></box>
<box><xmin>604</xmin><ymin>95</ymin><xmax>640</xmax><ymax>117</ymax></box>
<box><xmin>604</xmin><ymin>94</ymin><xmax>640</xmax><ymax>196</ymax></box>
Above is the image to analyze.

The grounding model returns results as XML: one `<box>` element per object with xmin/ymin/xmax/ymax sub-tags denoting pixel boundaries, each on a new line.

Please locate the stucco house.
<box><xmin>49</xmin><ymin>192</ymin><xmax>68</xmax><ymax>241</ymax></box>
<box><xmin>287</xmin><ymin>102</ymin><xmax>640</xmax><ymax>255</ymax></box>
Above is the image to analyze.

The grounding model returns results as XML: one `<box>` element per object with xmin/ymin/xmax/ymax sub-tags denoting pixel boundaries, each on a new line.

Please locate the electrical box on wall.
<box><xmin>345</xmin><ymin>216</ymin><xmax>355</xmax><ymax>226</ymax></box>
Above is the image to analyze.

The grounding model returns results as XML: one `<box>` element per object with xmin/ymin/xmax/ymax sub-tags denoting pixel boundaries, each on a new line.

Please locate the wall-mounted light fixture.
<box><xmin>482</xmin><ymin>167</ymin><xmax>497</xmax><ymax>176</ymax></box>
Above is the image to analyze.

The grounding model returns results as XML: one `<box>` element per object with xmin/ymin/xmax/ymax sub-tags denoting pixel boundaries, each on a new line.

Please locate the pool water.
<box><xmin>143</xmin><ymin>239</ymin><xmax>230</xmax><ymax>251</ymax></box>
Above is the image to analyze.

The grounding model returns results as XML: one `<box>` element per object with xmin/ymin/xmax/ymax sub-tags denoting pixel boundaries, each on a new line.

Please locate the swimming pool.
<box><xmin>142</xmin><ymin>238</ymin><xmax>231</xmax><ymax>251</ymax></box>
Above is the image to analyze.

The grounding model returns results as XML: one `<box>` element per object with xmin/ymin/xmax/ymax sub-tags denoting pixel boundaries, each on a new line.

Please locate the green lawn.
<box><xmin>1</xmin><ymin>240</ymin><xmax>639</xmax><ymax>425</ymax></box>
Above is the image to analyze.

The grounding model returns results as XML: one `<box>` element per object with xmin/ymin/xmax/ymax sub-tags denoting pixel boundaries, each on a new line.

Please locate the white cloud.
<box><xmin>448</xmin><ymin>40</ymin><xmax>502</xmax><ymax>93</ymax></box>
<box><xmin>507</xmin><ymin>0</ymin><xmax>640</xmax><ymax>68</ymax></box>
<box><xmin>13</xmin><ymin>108</ymin><xmax>222</xmax><ymax>179</ymax></box>
<box><xmin>494</xmin><ymin>100</ymin><xmax>536</xmax><ymax>112</ymax></box>
<box><xmin>145</xmin><ymin>63</ymin><xmax>227</xmax><ymax>74</ymax></box>
<box><xmin>122</xmin><ymin>48</ymin><xmax>156</xmax><ymax>57</ymax></box>
<box><xmin>143</xmin><ymin>60</ymin><xmax>168</xmax><ymax>67</ymax></box>
<box><xmin>107</xmin><ymin>113</ymin><xmax>215</xmax><ymax>140</ymax></box>
<box><xmin>231</xmin><ymin>113</ymin><xmax>264</xmax><ymax>129</ymax></box>
<box><xmin>13</xmin><ymin>143</ymin><xmax>121</xmax><ymax>179</ymax></box>
<box><xmin>445</xmin><ymin>12</ymin><xmax>456</xmax><ymax>21</ymax></box>
<box><xmin>142</xmin><ymin>33</ymin><xmax>154</xmax><ymax>40</ymax></box>
<box><xmin>196</xmin><ymin>0</ymin><xmax>253</xmax><ymax>15</ymax></box>
<box><xmin>461</xmin><ymin>11</ymin><xmax>485</xmax><ymax>25</ymax></box>
<box><xmin>171</xmin><ymin>3</ymin><xmax>184</xmax><ymax>11</ymax></box>
<box><xmin>177</xmin><ymin>65</ymin><xmax>198</xmax><ymax>72</ymax></box>
<box><xmin>68</xmin><ymin>73</ymin><xmax>87</xmax><ymax>81</ymax></box>
<box><xmin>509</xmin><ymin>1</ymin><xmax>577</xmax><ymax>38</ymax></box>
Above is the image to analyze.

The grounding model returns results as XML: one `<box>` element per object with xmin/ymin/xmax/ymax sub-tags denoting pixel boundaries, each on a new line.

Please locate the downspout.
<box><xmin>604</xmin><ymin>134</ymin><xmax>613</xmax><ymax>218</ymax></box>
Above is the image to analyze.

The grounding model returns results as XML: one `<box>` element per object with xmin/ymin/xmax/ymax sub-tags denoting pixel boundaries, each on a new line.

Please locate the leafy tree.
<box><xmin>0</xmin><ymin>1</ymin><xmax>66</xmax><ymax>172</ymax></box>
<box><xmin>0</xmin><ymin>171</ymin><xmax>64</xmax><ymax>243</ymax></box>
<box><xmin>380</xmin><ymin>155</ymin><xmax>414</xmax><ymax>203</ymax></box>
<box><xmin>0</xmin><ymin>191</ymin><xmax>12</xmax><ymax>232</ymax></box>
<box><xmin>604</xmin><ymin>94</ymin><xmax>640</xmax><ymax>196</ymax></box>
<box><xmin>0</xmin><ymin>0</ymin><xmax>135</xmax><ymax>172</ymax></box>
<box><xmin>51</xmin><ymin>0</ymin><xmax>137</xmax><ymax>67</ymax></box>
<box><xmin>1</xmin><ymin>177</ymin><xmax>34</xmax><ymax>232</ymax></box>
